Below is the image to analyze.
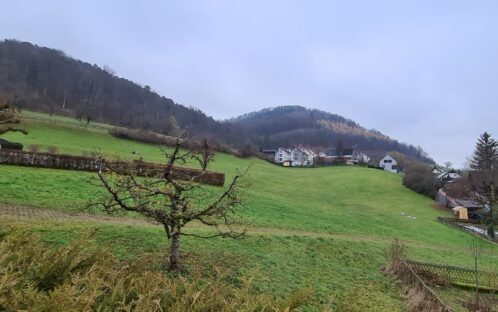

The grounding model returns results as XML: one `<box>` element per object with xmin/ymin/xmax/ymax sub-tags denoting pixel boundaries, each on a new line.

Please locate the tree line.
<box><xmin>0</xmin><ymin>39</ymin><xmax>433</xmax><ymax>161</ymax></box>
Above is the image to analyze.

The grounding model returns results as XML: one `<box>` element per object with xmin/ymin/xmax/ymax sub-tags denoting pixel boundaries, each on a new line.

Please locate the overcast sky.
<box><xmin>2</xmin><ymin>0</ymin><xmax>498</xmax><ymax>167</ymax></box>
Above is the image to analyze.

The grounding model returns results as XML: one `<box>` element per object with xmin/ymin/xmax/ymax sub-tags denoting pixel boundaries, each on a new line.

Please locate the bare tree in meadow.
<box><xmin>94</xmin><ymin>139</ymin><xmax>248</xmax><ymax>271</ymax></box>
<box><xmin>192</xmin><ymin>138</ymin><xmax>215</xmax><ymax>171</ymax></box>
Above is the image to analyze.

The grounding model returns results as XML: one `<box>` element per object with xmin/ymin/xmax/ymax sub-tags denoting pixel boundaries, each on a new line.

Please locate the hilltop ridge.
<box><xmin>0</xmin><ymin>39</ymin><xmax>432</xmax><ymax>162</ymax></box>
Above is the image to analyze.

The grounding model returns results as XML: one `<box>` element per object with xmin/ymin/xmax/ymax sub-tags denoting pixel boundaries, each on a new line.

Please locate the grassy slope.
<box><xmin>1</xmin><ymin>111</ymin><xmax>498</xmax><ymax>310</ymax></box>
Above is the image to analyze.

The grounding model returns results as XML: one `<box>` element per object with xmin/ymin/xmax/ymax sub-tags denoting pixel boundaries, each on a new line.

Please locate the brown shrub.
<box><xmin>0</xmin><ymin>230</ymin><xmax>312</xmax><ymax>311</ymax></box>
<box><xmin>28</xmin><ymin>144</ymin><xmax>39</xmax><ymax>153</ymax></box>
<box><xmin>403</xmin><ymin>162</ymin><xmax>441</xmax><ymax>198</ymax></box>
<box><xmin>47</xmin><ymin>146</ymin><xmax>59</xmax><ymax>154</ymax></box>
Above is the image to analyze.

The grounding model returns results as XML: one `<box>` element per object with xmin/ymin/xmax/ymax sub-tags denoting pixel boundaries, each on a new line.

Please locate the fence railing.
<box><xmin>437</xmin><ymin>217</ymin><xmax>498</xmax><ymax>244</ymax></box>
<box><xmin>437</xmin><ymin>217</ymin><xmax>482</xmax><ymax>225</ymax></box>
<box><xmin>396</xmin><ymin>261</ymin><xmax>454</xmax><ymax>312</ymax></box>
<box><xmin>407</xmin><ymin>260</ymin><xmax>498</xmax><ymax>290</ymax></box>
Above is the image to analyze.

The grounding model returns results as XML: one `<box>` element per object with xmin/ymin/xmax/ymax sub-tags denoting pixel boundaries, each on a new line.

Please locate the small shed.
<box><xmin>452</xmin><ymin>206</ymin><xmax>468</xmax><ymax>220</ymax></box>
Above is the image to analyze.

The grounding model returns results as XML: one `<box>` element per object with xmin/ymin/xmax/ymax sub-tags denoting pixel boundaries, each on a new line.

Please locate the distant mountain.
<box><xmin>0</xmin><ymin>39</ymin><xmax>433</xmax><ymax>163</ymax></box>
<box><xmin>231</xmin><ymin>106</ymin><xmax>434</xmax><ymax>163</ymax></box>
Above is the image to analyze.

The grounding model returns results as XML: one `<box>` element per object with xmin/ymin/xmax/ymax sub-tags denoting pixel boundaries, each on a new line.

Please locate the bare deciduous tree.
<box><xmin>93</xmin><ymin>139</ymin><xmax>249</xmax><ymax>271</ymax></box>
<box><xmin>192</xmin><ymin>138</ymin><xmax>215</xmax><ymax>171</ymax></box>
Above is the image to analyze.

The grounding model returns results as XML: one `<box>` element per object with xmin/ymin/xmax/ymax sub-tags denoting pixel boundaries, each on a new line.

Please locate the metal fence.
<box><xmin>437</xmin><ymin>217</ymin><xmax>498</xmax><ymax>244</ymax></box>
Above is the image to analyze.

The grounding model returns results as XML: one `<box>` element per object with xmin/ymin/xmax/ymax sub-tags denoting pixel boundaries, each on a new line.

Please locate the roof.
<box><xmin>277</xmin><ymin>148</ymin><xmax>292</xmax><ymax>154</ymax></box>
<box><xmin>454</xmin><ymin>199</ymin><xmax>485</xmax><ymax>209</ymax></box>
<box><xmin>324</xmin><ymin>148</ymin><xmax>354</xmax><ymax>157</ymax></box>
<box><xmin>437</xmin><ymin>171</ymin><xmax>461</xmax><ymax>180</ymax></box>
<box><xmin>260</xmin><ymin>149</ymin><xmax>276</xmax><ymax>154</ymax></box>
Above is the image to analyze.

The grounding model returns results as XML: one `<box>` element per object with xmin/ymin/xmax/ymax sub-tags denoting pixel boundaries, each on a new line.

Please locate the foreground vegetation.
<box><xmin>1</xmin><ymin>111</ymin><xmax>498</xmax><ymax>310</ymax></box>
<box><xmin>0</xmin><ymin>227</ymin><xmax>313</xmax><ymax>311</ymax></box>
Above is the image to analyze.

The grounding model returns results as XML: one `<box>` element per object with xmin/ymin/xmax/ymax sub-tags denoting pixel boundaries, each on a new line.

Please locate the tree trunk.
<box><xmin>169</xmin><ymin>232</ymin><xmax>181</xmax><ymax>271</ymax></box>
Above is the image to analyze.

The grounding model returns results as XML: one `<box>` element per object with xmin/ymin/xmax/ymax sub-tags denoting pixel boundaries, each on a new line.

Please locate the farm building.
<box><xmin>379</xmin><ymin>154</ymin><xmax>398</xmax><ymax>173</ymax></box>
<box><xmin>436</xmin><ymin>188</ymin><xmax>486</xmax><ymax>220</ymax></box>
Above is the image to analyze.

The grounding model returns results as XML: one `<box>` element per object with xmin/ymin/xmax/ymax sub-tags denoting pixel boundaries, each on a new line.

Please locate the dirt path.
<box><xmin>0</xmin><ymin>203</ymin><xmax>485</xmax><ymax>254</ymax></box>
<box><xmin>0</xmin><ymin>203</ymin><xmax>152</xmax><ymax>226</ymax></box>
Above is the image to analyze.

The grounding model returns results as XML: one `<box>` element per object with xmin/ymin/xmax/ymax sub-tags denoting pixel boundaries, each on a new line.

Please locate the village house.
<box><xmin>379</xmin><ymin>154</ymin><xmax>398</xmax><ymax>173</ymax></box>
<box><xmin>355</xmin><ymin>152</ymin><xmax>370</xmax><ymax>164</ymax></box>
<box><xmin>431</xmin><ymin>165</ymin><xmax>461</xmax><ymax>182</ymax></box>
<box><xmin>437</xmin><ymin>171</ymin><xmax>462</xmax><ymax>182</ymax></box>
<box><xmin>321</xmin><ymin>148</ymin><xmax>355</xmax><ymax>165</ymax></box>
<box><xmin>273</xmin><ymin>147</ymin><xmax>317</xmax><ymax>166</ymax></box>
<box><xmin>274</xmin><ymin>148</ymin><xmax>292</xmax><ymax>165</ymax></box>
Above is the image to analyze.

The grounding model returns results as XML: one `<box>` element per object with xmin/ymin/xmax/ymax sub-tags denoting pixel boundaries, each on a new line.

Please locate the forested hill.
<box><xmin>0</xmin><ymin>40</ymin><xmax>240</xmax><ymax>142</ymax></box>
<box><xmin>0</xmin><ymin>39</ymin><xmax>433</xmax><ymax>163</ymax></box>
<box><xmin>231</xmin><ymin>106</ymin><xmax>434</xmax><ymax>163</ymax></box>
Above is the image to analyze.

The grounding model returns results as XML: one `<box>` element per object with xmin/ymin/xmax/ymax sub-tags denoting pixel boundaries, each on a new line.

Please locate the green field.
<box><xmin>1</xmin><ymin>112</ymin><xmax>497</xmax><ymax>310</ymax></box>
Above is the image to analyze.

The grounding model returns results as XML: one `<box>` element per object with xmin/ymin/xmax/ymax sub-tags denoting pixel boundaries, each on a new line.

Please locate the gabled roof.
<box><xmin>277</xmin><ymin>148</ymin><xmax>292</xmax><ymax>154</ymax></box>
<box><xmin>432</xmin><ymin>165</ymin><xmax>450</xmax><ymax>172</ymax></box>
<box><xmin>324</xmin><ymin>148</ymin><xmax>354</xmax><ymax>157</ymax></box>
<box><xmin>438</xmin><ymin>171</ymin><xmax>461</xmax><ymax>180</ymax></box>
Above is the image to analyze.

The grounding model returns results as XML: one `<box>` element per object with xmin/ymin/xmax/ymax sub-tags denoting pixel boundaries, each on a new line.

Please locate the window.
<box><xmin>384</xmin><ymin>159</ymin><xmax>392</xmax><ymax>163</ymax></box>
<box><xmin>392</xmin><ymin>165</ymin><xmax>397</xmax><ymax>170</ymax></box>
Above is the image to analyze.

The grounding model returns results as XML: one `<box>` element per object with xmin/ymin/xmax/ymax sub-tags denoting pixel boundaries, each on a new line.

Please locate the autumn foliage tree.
<box><xmin>94</xmin><ymin>140</ymin><xmax>248</xmax><ymax>271</ymax></box>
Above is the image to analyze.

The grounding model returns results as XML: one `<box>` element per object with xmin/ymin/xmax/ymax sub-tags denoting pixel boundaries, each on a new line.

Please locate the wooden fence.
<box><xmin>407</xmin><ymin>260</ymin><xmax>498</xmax><ymax>290</ymax></box>
<box><xmin>0</xmin><ymin>149</ymin><xmax>225</xmax><ymax>186</ymax></box>
<box><xmin>396</xmin><ymin>261</ymin><xmax>454</xmax><ymax>312</ymax></box>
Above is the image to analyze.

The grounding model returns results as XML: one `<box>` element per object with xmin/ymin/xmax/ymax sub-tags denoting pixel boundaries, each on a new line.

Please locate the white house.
<box><xmin>354</xmin><ymin>152</ymin><xmax>370</xmax><ymax>165</ymax></box>
<box><xmin>300</xmin><ymin>148</ymin><xmax>317</xmax><ymax>166</ymax></box>
<box><xmin>290</xmin><ymin>148</ymin><xmax>316</xmax><ymax>166</ymax></box>
<box><xmin>379</xmin><ymin>154</ymin><xmax>398</xmax><ymax>173</ymax></box>
<box><xmin>432</xmin><ymin>165</ymin><xmax>449</xmax><ymax>175</ymax></box>
<box><xmin>274</xmin><ymin>148</ymin><xmax>292</xmax><ymax>165</ymax></box>
<box><xmin>274</xmin><ymin>147</ymin><xmax>317</xmax><ymax>166</ymax></box>
<box><xmin>437</xmin><ymin>171</ymin><xmax>462</xmax><ymax>182</ymax></box>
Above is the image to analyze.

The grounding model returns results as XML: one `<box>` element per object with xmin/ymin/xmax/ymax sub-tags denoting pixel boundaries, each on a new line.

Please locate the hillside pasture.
<box><xmin>1</xmin><ymin>112</ymin><xmax>498</xmax><ymax>310</ymax></box>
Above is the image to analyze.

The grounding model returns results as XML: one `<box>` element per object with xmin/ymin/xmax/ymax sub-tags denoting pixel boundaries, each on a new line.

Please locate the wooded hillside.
<box><xmin>0</xmin><ymin>39</ymin><xmax>433</xmax><ymax>162</ymax></box>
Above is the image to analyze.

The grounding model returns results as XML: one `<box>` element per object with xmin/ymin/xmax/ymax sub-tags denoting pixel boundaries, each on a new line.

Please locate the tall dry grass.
<box><xmin>0</xmin><ymin>230</ymin><xmax>312</xmax><ymax>311</ymax></box>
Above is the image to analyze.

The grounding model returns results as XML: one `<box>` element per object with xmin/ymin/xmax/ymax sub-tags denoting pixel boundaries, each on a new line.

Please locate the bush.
<box><xmin>0</xmin><ymin>230</ymin><xmax>312</xmax><ymax>311</ymax></box>
<box><xmin>403</xmin><ymin>162</ymin><xmax>440</xmax><ymax>198</ymax></box>
<box><xmin>28</xmin><ymin>144</ymin><xmax>39</xmax><ymax>153</ymax></box>
<box><xmin>0</xmin><ymin>139</ymin><xmax>23</xmax><ymax>150</ymax></box>
<box><xmin>47</xmin><ymin>145</ymin><xmax>59</xmax><ymax>154</ymax></box>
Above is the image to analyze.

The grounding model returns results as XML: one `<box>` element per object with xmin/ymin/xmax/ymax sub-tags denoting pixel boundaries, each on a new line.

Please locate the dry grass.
<box><xmin>0</xmin><ymin>229</ymin><xmax>313</xmax><ymax>311</ymax></box>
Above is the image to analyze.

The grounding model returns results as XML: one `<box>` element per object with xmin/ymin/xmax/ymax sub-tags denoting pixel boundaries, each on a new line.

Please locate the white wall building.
<box><xmin>379</xmin><ymin>154</ymin><xmax>398</xmax><ymax>173</ymax></box>
<box><xmin>274</xmin><ymin>148</ymin><xmax>292</xmax><ymax>164</ymax></box>
<box><xmin>274</xmin><ymin>147</ymin><xmax>317</xmax><ymax>166</ymax></box>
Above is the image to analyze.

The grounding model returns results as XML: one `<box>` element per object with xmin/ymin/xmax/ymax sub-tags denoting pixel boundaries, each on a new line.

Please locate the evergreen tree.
<box><xmin>0</xmin><ymin>98</ymin><xmax>27</xmax><ymax>135</ymax></box>
<box><xmin>471</xmin><ymin>132</ymin><xmax>498</xmax><ymax>170</ymax></box>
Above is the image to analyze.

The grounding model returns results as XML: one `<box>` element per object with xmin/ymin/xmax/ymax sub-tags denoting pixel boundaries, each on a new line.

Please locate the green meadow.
<box><xmin>1</xmin><ymin>111</ymin><xmax>497</xmax><ymax>310</ymax></box>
